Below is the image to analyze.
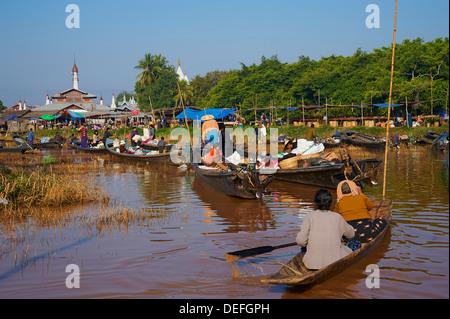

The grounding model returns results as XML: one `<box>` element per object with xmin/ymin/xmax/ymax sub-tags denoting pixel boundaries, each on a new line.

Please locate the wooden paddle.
<box><xmin>225</xmin><ymin>242</ymin><xmax>298</xmax><ymax>263</ymax></box>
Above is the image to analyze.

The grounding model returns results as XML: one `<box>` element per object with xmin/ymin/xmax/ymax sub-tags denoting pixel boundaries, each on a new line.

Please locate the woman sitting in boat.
<box><xmin>334</xmin><ymin>180</ymin><xmax>387</xmax><ymax>243</ymax></box>
<box><xmin>296</xmin><ymin>189</ymin><xmax>355</xmax><ymax>270</ymax></box>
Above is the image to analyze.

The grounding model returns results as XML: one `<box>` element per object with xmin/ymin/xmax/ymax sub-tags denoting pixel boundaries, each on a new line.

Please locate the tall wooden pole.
<box><xmin>177</xmin><ymin>81</ymin><xmax>192</xmax><ymax>149</ymax></box>
<box><xmin>383</xmin><ymin>0</ymin><xmax>398</xmax><ymax>200</ymax></box>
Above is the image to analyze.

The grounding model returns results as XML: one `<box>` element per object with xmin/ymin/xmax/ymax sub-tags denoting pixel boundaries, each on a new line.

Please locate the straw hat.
<box><xmin>201</xmin><ymin>114</ymin><xmax>214</xmax><ymax>121</ymax></box>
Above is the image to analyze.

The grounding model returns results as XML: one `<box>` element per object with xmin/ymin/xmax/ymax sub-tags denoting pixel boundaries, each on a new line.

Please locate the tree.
<box><xmin>135</xmin><ymin>53</ymin><xmax>170</xmax><ymax>87</ymax></box>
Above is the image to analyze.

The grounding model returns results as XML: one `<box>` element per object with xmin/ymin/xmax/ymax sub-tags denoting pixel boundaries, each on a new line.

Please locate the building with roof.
<box><xmin>24</xmin><ymin>60</ymin><xmax>114</xmax><ymax>119</ymax></box>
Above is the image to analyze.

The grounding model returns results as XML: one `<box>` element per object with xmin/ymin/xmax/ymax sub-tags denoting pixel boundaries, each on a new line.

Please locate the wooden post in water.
<box><xmin>383</xmin><ymin>0</ymin><xmax>398</xmax><ymax>200</ymax></box>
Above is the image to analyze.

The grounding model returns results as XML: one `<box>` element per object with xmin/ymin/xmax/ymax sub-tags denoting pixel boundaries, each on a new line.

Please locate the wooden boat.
<box><xmin>13</xmin><ymin>135</ymin><xmax>64</xmax><ymax>149</ymax></box>
<box><xmin>141</xmin><ymin>140</ymin><xmax>173</xmax><ymax>152</ymax></box>
<box><xmin>274</xmin><ymin>156</ymin><xmax>381</xmax><ymax>189</ymax></box>
<box><xmin>320</xmin><ymin>131</ymin><xmax>342</xmax><ymax>149</ymax></box>
<box><xmin>342</xmin><ymin>129</ymin><xmax>385</xmax><ymax>148</ymax></box>
<box><xmin>418</xmin><ymin>130</ymin><xmax>440</xmax><ymax>144</ymax></box>
<box><xmin>190</xmin><ymin>154</ymin><xmax>275</xmax><ymax>199</ymax></box>
<box><xmin>432</xmin><ymin>131</ymin><xmax>449</xmax><ymax>151</ymax></box>
<box><xmin>0</xmin><ymin>145</ymin><xmax>35</xmax><ymax>153</ymax></box>
<box><xmin>68</xmin><ymin>141</ymin><xmax>108</xmax><ymax>153</ymax></box>
<box><xmin>105</xmin><ymin>140</ymin><xmax>173</xmax><ymax>164</ymax></box>
<box><xmin>261</xmin><ymin>199</ymin><xmax>393</xmax><ymax>286</ymax></box>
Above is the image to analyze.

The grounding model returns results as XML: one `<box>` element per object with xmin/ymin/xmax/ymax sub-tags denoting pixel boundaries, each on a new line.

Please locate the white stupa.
<box><xmin>176</xmin><ymin>57</ymin><xmax>189</xmax><ymax>84</ymax></box>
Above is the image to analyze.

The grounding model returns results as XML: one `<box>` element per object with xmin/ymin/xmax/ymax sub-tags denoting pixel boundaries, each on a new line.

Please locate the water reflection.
<box><xmin>0</xmin><ymin>146</ymin><xmax>448</xmax><ymax>299</ymax></box>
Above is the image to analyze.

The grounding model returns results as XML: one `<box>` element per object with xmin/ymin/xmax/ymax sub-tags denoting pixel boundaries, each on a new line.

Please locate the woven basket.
<box><xmin>279</xmin><ymin>153</ymin><xmax>322</xmax><ymax>169</ymax></box>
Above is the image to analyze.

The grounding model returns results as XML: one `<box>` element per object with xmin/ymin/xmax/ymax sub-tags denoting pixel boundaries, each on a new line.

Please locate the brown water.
<box><xmin>0</xmin><ymin>145</ymin><xmax>448</xmax><ymax>299</ymax></box>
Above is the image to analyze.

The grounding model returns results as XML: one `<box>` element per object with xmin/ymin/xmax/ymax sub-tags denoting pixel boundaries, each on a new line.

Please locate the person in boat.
<box><xmin>149</xmin><ymin>124</ymin><xmax>155</xmax><ymax>140</ymax></box>
<box><xmin>296</xmin><ymin>189</ymin><xmax>355</xmax><ymax>270</ymax></box>
<box><xmin>305</xmin><ymin>123</ymin><xmax>317</xmax><ymax>141</ymax></box>
<box><xmin>78</xmin><ymin>125</ymin><xmax>88</xmax><ymax>148</ymax></box>
<box><xmin>283</xmin><ymin>138</ymin><xmax>297</xmax><ymax>153</ymax></box>
<box><xmin>130</xmin><ymin>127</ymin><xmax>139</xmax><ymax>146</ymax></box>
<box><xmin>119</xmin><ymin>140</ymin><xmax>127</xmax><ymax>153</ymax></box>
<box><xmin>26</xmin><ymin>127</ymin><xmax>35</xmax><ymax>148</ymax></box>
<box><xmin>54</xmin><ymin>132</ymin><xmax>64</xmax><ymax>144</ymax></box>
<box><xmin>91</xmin><ymin>130</ymin><xmax>100</xmax><ymax>147</ymax></box>
<box><xmin>102</xmin><ymin>127</ymin><xmax>112</xmax><ymax>145</ymax></box>
<box><xmin>334</xmin><ymin>180</ymin><xmax>387</xmax><ymax>243</ymax></box>
<box><xmin>157</xmin><ymin>136</ymin><xmax>168</xmax><ymax>153</ymax></box>
<box><xmin>202</xmin><ymin>115</ymin><xmax>219</xmax><ymax>145</ymax></box>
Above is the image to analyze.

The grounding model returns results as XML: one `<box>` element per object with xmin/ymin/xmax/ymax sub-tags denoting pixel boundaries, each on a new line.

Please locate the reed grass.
<box><xmin>0</xmin><ymin>164</ymin><xmax>108</xmax><ymax>217</ymax></box>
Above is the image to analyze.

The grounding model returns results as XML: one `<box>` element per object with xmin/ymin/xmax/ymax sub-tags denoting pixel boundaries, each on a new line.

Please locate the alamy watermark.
<box><xmin>65</xmin><ymin>4</ymin><xmax>80</xmax><ymax>29</ymax></box>
<box><xmin>65</xmin><ymin>264</ymin><xmax>80</xmax><ymax>288</ymax></box>
<box><xmin>169</xmin><ymin>121</ymin><xmax>280</xmax><ymax>169</ymax></box>
<box><xmin>365</xmin><ymin>264</ymin><xmax>380</xmax><ymax>288</ymax></box>
<box><xmin>366</xmin><ymin>4</ymin><xmax>380</xmax><ymax>29</ymax></box>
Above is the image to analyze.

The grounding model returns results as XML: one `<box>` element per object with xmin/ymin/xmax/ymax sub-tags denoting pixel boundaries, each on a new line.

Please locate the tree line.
<box><xmin>133</xmin><ymin>37</ymin><xmax>449</xmax><ymax>121</ymax></box>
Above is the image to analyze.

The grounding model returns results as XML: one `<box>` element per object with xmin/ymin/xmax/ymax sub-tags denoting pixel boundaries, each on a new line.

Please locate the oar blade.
<box><xmin>226</xmin><ymin>245</ymin><xmax>274</xmax><ymax>261</ymax></box>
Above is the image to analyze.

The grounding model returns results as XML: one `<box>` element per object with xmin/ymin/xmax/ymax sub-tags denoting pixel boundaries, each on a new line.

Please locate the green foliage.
<box><xmin>192</xmin><ymin>38</ymin><xmax>449</xmax><ymax>122</ymax></box>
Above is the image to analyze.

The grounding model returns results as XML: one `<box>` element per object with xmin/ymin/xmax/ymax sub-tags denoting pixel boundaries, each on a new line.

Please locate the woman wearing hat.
<box><xmin>201</xmin><ymin>114</ymin><xmax>219</xmax><ymax>145</ymax></box>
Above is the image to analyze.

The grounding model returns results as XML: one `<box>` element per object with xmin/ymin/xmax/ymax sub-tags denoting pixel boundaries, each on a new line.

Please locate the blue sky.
<box><xmin>0</xmin><ymin>0</ymin><xmax>448</xmax><ymax>107</ymax></box>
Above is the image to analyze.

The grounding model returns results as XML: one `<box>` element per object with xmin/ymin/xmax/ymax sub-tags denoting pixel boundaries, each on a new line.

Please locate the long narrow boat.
<box><xmin>68</xmin><ymin>141</ymin><xmax>108</xmax><ymax>153</ymax></box>
<box><xmin>320</xmin><ymin>131</ymin><xmax>343</xmax><ymax>149</ymax></box>
<box><xmin>418</xmin><ymin>129</ymin><xmax>440</xmax><ymax>144</ymax></box>
<box><xmin>342</xmin><ymin>129</ymin><xmax>385</xmax><ymax>148</ymax></box>
<box><xmin>105</xmin><ymin>141</ymin><xmax>173</xmax><ymax>164</ymax></box>
<box><xmin>274</xmin><ymin>156</ymin><xmax>381</xmax><ymax>189</ymax></box>
<box><xmin>261</xmin><ymin>199</ymin><xmax>393</xmax><ymax>286</ymax></box>
<box><xmin>0</xmin><ymin>145</ymin><xmax>35</xmax><ymax>153</ymax></box>
<box><xmin>432</xmin><ymin>131</ymin><xmax>448</xmax><ymax>151</ymax></box>
<box><xmin>14</xmin><ymin>136</ymin><xmax>64</xmax><ymax>149</ymax></box>
<box><xmin>190</xmin><ymin>155</ymin><xmax>275</xmax><ymax>199</ymax></box>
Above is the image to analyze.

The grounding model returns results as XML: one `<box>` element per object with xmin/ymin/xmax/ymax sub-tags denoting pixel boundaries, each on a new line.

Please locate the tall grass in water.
<box><xmin>0</xmin><ymin>165</ymin><xmax>108</xmax><ymax>219</ymax></box>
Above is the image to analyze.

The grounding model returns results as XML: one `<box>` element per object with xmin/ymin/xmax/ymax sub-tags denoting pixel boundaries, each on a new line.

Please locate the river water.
<box><xmin>0</xmin><ymin>145</ymin><xmax>448</xmax><ymax>300</ymax></box>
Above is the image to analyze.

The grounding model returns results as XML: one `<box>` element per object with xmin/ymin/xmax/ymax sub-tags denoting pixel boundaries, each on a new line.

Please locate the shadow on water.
<box><xmin>0</xmin><ymin>237</ymin><xmax>91</xmax><ymax>282</ymax></box>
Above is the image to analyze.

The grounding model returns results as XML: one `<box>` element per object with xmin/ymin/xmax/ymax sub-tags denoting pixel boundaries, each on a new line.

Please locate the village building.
<box><xmin>22</xmin><ymin>60</ymin><xmax>113</xmax><ymax>120</ymax></box>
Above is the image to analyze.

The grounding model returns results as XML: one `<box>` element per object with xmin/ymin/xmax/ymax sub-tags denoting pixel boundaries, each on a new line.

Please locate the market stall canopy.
<box><xmin>40</xmin><ymin>114</ymin><xmax>61</xmax><ymax>121</ymax></box>
<box><xmin>60</xmin><ymin>109</ymin><xmax>88</xmax><ymax>118</ymax></box>
<box><xmin>176</xmin><ymin>108</ymin><xmax>235</xmax><ymax>121</ymax></box>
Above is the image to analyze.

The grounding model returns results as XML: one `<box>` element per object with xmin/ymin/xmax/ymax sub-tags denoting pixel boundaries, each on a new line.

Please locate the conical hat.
<box><xmin>201</xmin><ymin>114</ymin><xmax>214</xmax><ymax>121</ymax></box>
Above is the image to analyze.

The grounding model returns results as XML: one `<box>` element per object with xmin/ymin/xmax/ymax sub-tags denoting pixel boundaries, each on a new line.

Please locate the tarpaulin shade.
<box><xmin>40</xmin><ymin>114</ymin><xmax>59</xmax><ymax>120</ymax></box>
<box><xmin>1</xmin><ymin>114</ymin><xmax>19</xmax><ymax>120</ymax></box>
<box><xmin>371</xmin><ymin>103</ymin><xmax>402</xmax><ymax>108</ymax></box>
<box><xmin>60</xmin><ymin>109</ymin><xmax>87</xmax><ymax>118</ymax></box>
<box><xmin>176</xmin><ymin>108</ymin><xmax>235</xmax><ymax>121</ymax></box>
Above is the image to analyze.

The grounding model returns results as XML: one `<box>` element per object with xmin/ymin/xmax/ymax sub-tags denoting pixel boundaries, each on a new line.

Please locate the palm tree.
<box><xmin>135</xmin><ymin>53</ymin><xmax>169</xmax><ymax>87</ymax></box>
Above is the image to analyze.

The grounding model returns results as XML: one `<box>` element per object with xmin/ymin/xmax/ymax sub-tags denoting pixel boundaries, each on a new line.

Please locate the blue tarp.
<box><xmin>175</xmin><ymin>108</ymin><xmax>235</xmax><ymax>121</ymax></box>
<box><xmin>1</xmin><ymin>114</ymin><xmax>19</xmax><ymax>120</ymax></box>
<box><xmin>372</xmin><ymin>103</ymin><xmax>402</xmax><ymax>108</ymax></box>
<box><xmin>68</xmin><ymin>110</ymin><xmax>86</xmax><ymax>118</ymax></box>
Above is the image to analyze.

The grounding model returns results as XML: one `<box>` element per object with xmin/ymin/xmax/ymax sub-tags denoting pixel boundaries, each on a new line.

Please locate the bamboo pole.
<box><xmin>177</xmin><ymin>81</ymin><xmax>192</xmax><ymax>149</ymax></box>
<box><xmin>382</xmin><ymin>0</ymin><xmax>398</xmax><ymax>200</ymax></box>
<box><xmin>302</xmin><ymin>97</ymin><xmax>305</xmax><ymax>124</ymax></box>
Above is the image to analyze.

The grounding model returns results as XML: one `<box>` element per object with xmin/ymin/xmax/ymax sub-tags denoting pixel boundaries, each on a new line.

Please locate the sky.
<box><xmin>0</xmin><ymin>0</ymin><xmax>448</xmax><ymax>107</ymax></box>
